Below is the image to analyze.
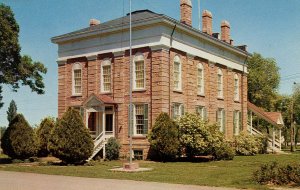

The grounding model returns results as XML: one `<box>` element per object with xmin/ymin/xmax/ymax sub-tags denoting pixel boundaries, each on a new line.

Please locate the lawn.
<box><xmin>0</xmin><ymin>153</ymin><xmax>299</xmax><ymax>190</ymax></box>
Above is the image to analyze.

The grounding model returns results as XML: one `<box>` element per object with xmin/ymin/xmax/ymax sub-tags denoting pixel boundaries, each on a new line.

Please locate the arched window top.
<box><xmin>198</xmin><ymin>63</ymin><xmax>204</xmax><ymax>69</ymax></box>
<box><xmin>102</xmin><ymin>58</ymin><xmax>111</xmax><ymax>66</ymax></box>
<box><xmin>174</xmin><ymin>55</ymin><xmax>181</xmax><ymax>63</ymax></box>
<box><xmin>234</xmin><ymin>74</ymin><xmax>239</xmax><ymax>80</ymax></box>
<box><xmin>73</xmin><ymin>62</ymin><xmax>82</xmax><ymax>70</ymax></box>
<box><xmin>218</xmin><ymin>68</ymin><xmax>223</xmax><ymax>75</ymax></box>
<box><xmin>134</xmin><ymin>53</ymin><xmax>144</xmax><ymax>62</ymax></box>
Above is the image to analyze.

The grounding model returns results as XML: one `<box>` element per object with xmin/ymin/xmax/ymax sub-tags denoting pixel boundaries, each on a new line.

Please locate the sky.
<box><xmin>0</xmin><ymin>0</ymin><xmax>299</xmax><ymax>127</ymax></box>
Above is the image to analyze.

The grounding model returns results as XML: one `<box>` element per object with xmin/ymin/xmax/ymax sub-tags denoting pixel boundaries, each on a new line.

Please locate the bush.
<box><xmin>105</xmin><ymin>137</ymin><xmax>120</xmax><ymax>161</ymax></box>
<box><xmin>256</xmin><ymin>135</ymin><xmax>269</xmax><ymax>154</ymax></box>
<box><xmin>148</xmin><ymin>112</ymin><xmax>180</xmax><ymax>161</ymax></box>
<box><xmin>36</xmin><ymin>117</ymin><xmax>55</xmax><ymax>157</ymax></box>
<box><xmin>233</xmin><ymin>132</ymin><xmax>259</xmax><ymax>156</ymax></box>
<box><xmin>49</xmin><ymin>108</ymin><xmax>94</xmax><ymax>164</ymax></box>
<box><xmin>1</xmin><ymin>114</ymin><xmax>38</xmax><ymax>160</ymax></box>
<box><xmin>254</xmin><ymin>162</ymin><xmax>300</xmax><ymax>185</ymax></box>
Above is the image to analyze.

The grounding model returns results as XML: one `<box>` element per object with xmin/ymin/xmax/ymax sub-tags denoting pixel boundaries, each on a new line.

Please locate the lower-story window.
<box><xmin>133</xmin><ymin>150</ymin><xmax>143</xmax><ymax>160</ymax></box>
<box><xmin>233</xmin><ymin>110</ymin><xmax>242</xmax><ymax>135</ymax></box>
<box><xmin>128</xmin><ymin>104</ymin><xmax>148</xmax><ymax>136</ymax></box>
<box><xmin>172</xmin><ymin>103</ymin><xmax>184</xmax><ymax>119</ymax></box>
<box><xmin>217</xmin><ymin>108</ymin><xmax>225</xmax><ymax>133</ymax></box>
<box><xmin>196</xmin><ymin>106</ymin><xmax>207</xmax><ymax>121</ymax></box>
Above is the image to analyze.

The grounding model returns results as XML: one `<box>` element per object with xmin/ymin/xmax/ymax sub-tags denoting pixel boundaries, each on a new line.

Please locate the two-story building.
<box><xmin>52</xmin><ymin>0</ymin><xmax>250</xmax><ymax>160</ymax></box>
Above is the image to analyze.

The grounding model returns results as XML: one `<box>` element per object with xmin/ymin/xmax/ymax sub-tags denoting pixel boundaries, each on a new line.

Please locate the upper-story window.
<box><xmin>101</xmin><ymin>59</ymin><xmax>111</xmax><ymax>93</ymax></box>
<box><xmin>72</xmin><ymin>63</ymin><xmax>82</xmax><ymax>96</ymax></box>
<box><xmin>173</xmin><ymin>55</ymin><xmax>182</xmax><ymax>91</ymax></box>
<box><xmin>234</xmin><ymin>74</ymin><xmax>239</xmax><ymax>101</ymax></box>
<box><xmin>217</xmin><ymin>68</ymin><xmax>223</xmax><ymax>98</ymax></box>
<box><xmin>197</xmin><ymin>63</ymin><xmax>204</xmax><ymax>95</ymax></box>
<box><xmin>133</xmin><ymin>53</ymin><xmax>145</xmax><ymax>90</ymax></box>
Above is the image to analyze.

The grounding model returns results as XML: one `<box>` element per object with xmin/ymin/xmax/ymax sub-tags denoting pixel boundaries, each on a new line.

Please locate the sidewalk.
<box><xmin>0</xmin><ymin>171</ymin><xmax>239</xmax><ymax>190</ymax></box>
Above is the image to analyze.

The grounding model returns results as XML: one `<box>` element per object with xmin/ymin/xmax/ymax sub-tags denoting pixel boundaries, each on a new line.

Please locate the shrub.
<box><xmin>49</xmin><ymin>108</ymin><xmax>94</xmax><ymax>164</ymax></box>
<box><xmin>36</xmin><ymin>117</ymin><xmax>55</xmax><ymax>157</ymax></box>
<box><xmin>207</xmin><ymin>124</ymin><xmax>235</xmax><ymax>160</ymax></box>
<box><xmin>253</xmin><ymin>162</ymin><xmax>300</xmax><ymax>185</ymax></box>
<box><xmin>105</xmin><ymin>137</ymin><xmax>120</xmax><ymax>161</ymax></box>
<box><xmin>148</xmin><ymin>112</ymin><xmax>180</xmax><ymax>161</ymax></box>
<box><xmin>256</xmin><ymin>135</ymin><xmax>269</xmax><ymax>154</ymax></box>
<box><xmin>233</xmin><ymin>132</ymin><xmax>259</xmax><ymax>156</ymax></box>
<box><xmin>1</xmin><ymin>114</ymin><xmax>38</xmax><ymax>160</ymax></box>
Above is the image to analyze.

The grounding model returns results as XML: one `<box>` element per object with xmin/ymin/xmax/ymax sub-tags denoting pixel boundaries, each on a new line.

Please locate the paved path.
<box><xmin>0</xmin><ymin>171</ymin><xmax>239</xmax><ymax>190</ymax></box>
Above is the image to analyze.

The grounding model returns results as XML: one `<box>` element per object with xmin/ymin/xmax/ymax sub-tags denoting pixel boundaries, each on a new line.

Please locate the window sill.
<box><xmin>133</xmin><ymin>89</ymin><xmax>146</xmax><ymax>92</ymax></box>
<box><xmin>197</xmin><ymin>93</ymin><xmax>205</xmax><ymax>97</ymax></box>
<box><xmin>71</xmin><ymin>94</ymin><xmax>82</xmax><ymax>97</ymax></box>
<box><xmin>217</xmin><ymin>97</ymin><xmax>224</xmax><ymax>100</ymax></box>
<box><xmin>132</xmin><ymin>135</ymin><xmax>147</xmax><ymax>139</ymax></box>
<box><xmin>173</xmin><ymin>90</ymin><xmax>183</xmax><ymax>93</ymax></box>
<box><xmin>234</xmin><ymin>100</ymin><xmax>240</xmax><ymax>103</ymax></box>
<box><xmin>100</xmin><ymin>92</ymin><xmax>112</xmax><ymax>95</ymax></box>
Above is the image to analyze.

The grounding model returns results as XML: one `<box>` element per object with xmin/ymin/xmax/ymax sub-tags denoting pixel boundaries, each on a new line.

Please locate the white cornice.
<box><xmin>150</xmin><ymin>44</ymin><xmax>170</xmax><ymax>51</ymax></box>
<box><xmin>57</xmin><ymin>60</ymin><xmax>66</xmax><ymax>66</ymax></box>
<box><xmin>113</xmin><ymin>50</ymin><xmax>125</xmax><ymax>57</ymax></box>
<box><xmin>86</xmin><ymin>55</ymin><xmax>97</xmax><ymax>61</ymax></box>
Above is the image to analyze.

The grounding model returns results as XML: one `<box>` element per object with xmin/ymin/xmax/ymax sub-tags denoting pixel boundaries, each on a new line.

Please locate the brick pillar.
<box><xmin>180</xmin><ymin>0</ymin><xmax>192</xmax><ymax>26</ymax></box>
<box><xmin>208</xmin><ymin>62</ymin><xmax>217</xmax><ymax>123</ymax></box>
<box><xmin>87</xmin><ymin>55</ymin><xmax>98</xmax><ymax>96</ymax></box>
<box><xmin>226</xmin><ymin>68</ymin><xmax>234</xmax><ymax>138</ymax></box>
<box><xmin>186</xmin><ymin>54</ymin><xmax>196</xmax><ymax>113</ymax></box>
<box><xmin>57</xmin><ymin>61</ymin><xmax>66</xmax><ymax>118</ymax></box>
<box><xmin>242</xmin><ymin>74</ymin><xmax>248</xmax><ymax>132</ymax></box>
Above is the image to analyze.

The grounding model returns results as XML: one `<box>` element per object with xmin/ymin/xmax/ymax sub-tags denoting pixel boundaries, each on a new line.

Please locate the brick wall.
<box><xmin>58</xmin><ymin>46</ymin><xmax>247</xmax><ymax>159</ymax></box>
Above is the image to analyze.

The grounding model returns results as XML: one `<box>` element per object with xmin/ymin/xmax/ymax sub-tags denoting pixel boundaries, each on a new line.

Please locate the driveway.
<box><xmin>0</xmin><ymin>171</ymin><xmax>239</xmax><ymax>190</ymax></box>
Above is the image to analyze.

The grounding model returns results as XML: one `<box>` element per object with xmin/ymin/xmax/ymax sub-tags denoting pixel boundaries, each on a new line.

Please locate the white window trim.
<box><xmin>233</xmin><ymin>110</ymin><xmax>240</xmax><ymax>135</ymax></box>
<box><xmin>72</xmin><ymin>63</ymin><xmax>82</xmax><ymax>96</ymax></box>
<box><xmin>217</xmin><ymin>108</ymin><xmax>225</xmax><ymax>132</ymax></box>
<box><xmin>173</xmin><ymin>103</ymin><xmax>184</xmax><ymax>119</ymax></box>
<box><xmin>196</xmin><ymin>106</ymin><xmax>206</xmax><ymax>120</ymax></box>
<box><xmin>234</xmin><ymin>74</ymin><xmax>239</xmax><ymax>101</ymax></box>
<box><xmin>173</xmin><ymin>55</ymin><xmax>182</xmax><ymax>91</ymax></box>
<box><xmin>217</xmin><ymin>68</ymin><xmax>223</xmax><ymax>99</ymax></box>
<box><xmin>133</xmin><ymin>104</ymin><xmax>148</xmax><ymax>136</ymax></box>
<box><xmin>133</xmin><ymin>53</ymin><xmax>146</xmax><ymax>91</ymax></box>
<box><xmin>101</xmin><ymin>59</ymin><xmax>112</xmax><ymax>93</ymax></box>
<box><xmin>197</xmin><ymin>63</ymin><xmax>205</xmax><ymax>95</ymax></box>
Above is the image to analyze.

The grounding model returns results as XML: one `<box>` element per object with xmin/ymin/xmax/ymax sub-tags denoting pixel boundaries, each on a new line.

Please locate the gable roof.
<box><xmin>51</xmin><ymin>10</ymin><xmax>249</xmax><ymax>57</ymax></box>
<box><xmin>82</xmin><ymin>93</ymin><xmax>116</xmax><ymax>107</ymax></box>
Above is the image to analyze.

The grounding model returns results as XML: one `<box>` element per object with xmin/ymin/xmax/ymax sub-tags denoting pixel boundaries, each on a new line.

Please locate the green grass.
<box><xmin>0</xmin><ymin>153</ymin><xmax>299</xmax><ymax>189</ymax></box>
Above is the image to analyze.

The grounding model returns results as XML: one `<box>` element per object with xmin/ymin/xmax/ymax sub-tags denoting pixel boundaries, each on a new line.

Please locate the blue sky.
<box><xmin>0</xmin><ymin>0</ymin><xmax>300</xmax><ymax>127</ymax></box>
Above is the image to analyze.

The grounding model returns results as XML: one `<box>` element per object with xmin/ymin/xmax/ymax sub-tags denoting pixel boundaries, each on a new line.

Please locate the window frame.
<box><xmin>72</xmin><ymin>63</ymin><xmax>82</xmax><ymax>96</ymax></box>
<box><xmin>234</xmin><ymin>74</ymin><xmax>239</xmax><ymax>101</ymax></box>
<box><xmin>217</xmin><ymin>108</ymin><xmax>225</xmax><ymax>133</ymax></box>
<box><xmin>197</xmin><ymin>63</ymin><xmax>205</xmax><ymax>95</ymax></box>
<box><xmin>173</xmin><ymin>55</ymin><xmax>182</xmax><ymax>91</ymax></box>
<box><xmin>217</xmin><ymin>68</ymin><xmax>224</xmax><ymax>99</ymax></box>
<box><xmin>101</xmin><ymin>59</ymin><xmax>112</xmax><ymax>93</ymax></box>
<box><xmin>196</xmin><ymin>106</ymin><xmax>207</xmax><ymax>121</ymax></box>
<box><xmin>133</xmin><ymin>53</ymin><xmax>145</xmax><ymax>90</ymax></box>
<box><xmin>172</xmin><ymin>103</ymin><xmax>184</xmax><ymax>119</ymax></box>
<box><xmin>132</xmin><ymin>104</ymin><xmax>148</xmax><ymax>136</ymax></box>
<box><xmin>233</xmin><ymin>110</ymin><xmax>242</xmax><ymax>135</ymax></box>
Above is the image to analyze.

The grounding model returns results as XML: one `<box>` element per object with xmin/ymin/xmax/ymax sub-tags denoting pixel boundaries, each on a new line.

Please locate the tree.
<box><xmin>36</xmin><ymin>117</ymin><xmax>55</xmax><ymax>157</ymax></box>
<box><xmin>0</xmin><ymin>3</ymin><xmax>47</xmax><ymax>108</ymax></box>
<box><xmin>148</xmin><ymin>113</ymin><xmax>180</xmax><ymax>161</ymax></box>
<box><xmin>49</xmin><ymin>108</ymin><xmax>93</xmax><ymax>164</ymax></box>
<box><xmin>1</xmin><ymin>114</ymin><xmax>37</xmax><ymax>159</ymax></box>
<box><xmin>247</xmin><ymin>53</ymin><xmax>280</xmax><ymax>111</ymax></box>
<box><xmin>7</xmin><ymin>100</ymin><xmax>17</xmax><ymax>124</ymax></box>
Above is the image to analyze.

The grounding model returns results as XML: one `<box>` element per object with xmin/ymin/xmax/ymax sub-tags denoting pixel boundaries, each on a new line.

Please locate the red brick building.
<box><xmin>52</xmin><ymin>0</ymin><xmax>249</xmax><ymax>160</ymax></box>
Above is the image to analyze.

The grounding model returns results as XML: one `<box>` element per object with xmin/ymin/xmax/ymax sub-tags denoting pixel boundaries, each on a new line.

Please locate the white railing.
<box><xmin>87</xmin><ymin>132</ymin><xmax>106</xmax><ymax>161</ymax></box>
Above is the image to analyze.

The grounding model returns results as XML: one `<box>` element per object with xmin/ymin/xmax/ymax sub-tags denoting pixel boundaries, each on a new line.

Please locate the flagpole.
<box><xmin>129</xmin><ymin>0</ymin><xmax>133</xmax><ymax>165</ymax></box>
<box><xmin>198</xmin><ymin>0</ymin><xmax>201</xmax><ymax>30</ymax></box>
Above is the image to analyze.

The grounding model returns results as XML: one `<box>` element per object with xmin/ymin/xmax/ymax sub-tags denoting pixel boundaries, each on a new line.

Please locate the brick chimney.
<box><xmin>202</xmin><ymin>10</ymin><xmax>212</xmax><ymax>35</ymax></box>
<box><xmin>221</xmin><ymin>20</ymin><xmax>230</xmax><ymax>43</ymax></box>
<box><xmin>90</xmin><ymin>19</ymin><xmax>100</xmax><ymax>27</ymax></box>
<box><xmin>180</xmin><ymin>0</ymin><xmax>192</xmax><ymax>26</ymax></box>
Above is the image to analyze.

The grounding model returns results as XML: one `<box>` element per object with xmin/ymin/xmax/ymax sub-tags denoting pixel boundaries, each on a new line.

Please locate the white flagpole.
<box><xmin>129</xmin><ymin>0</ymin><xmax>133</xmax><ymax>165</ymax></box>
<box><xmin>198</xmin><ymin>0</ymin><xmax>201</xmax><ymax>30</ymax></box>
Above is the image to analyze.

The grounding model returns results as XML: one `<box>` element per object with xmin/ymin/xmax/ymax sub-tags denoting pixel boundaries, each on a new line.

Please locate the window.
<box><xmin>173</xmin><ymin>55</ymin><xmax>182</xmax><ymax>91</ymax></box>
<box><xmin>72</xmin><ymin>63</ymin><xmax>82</xmax><ymax>96</ymax></box>
<box><xmin>129</xmin><ymin>104</ymin><xmax>148</xmax><ymax>136</ymax></box>
<box><xmin>133</xmin><ymin>150</ymin><xmax>143</xmax><ymax>160</ymax></box>
<box><xmin>101</xmin><ymin>59</ymin><xmax>111</xmax><ymax>92</ymax></box>
<box><xmin>216</xmin><ymin>108</ymin><xmax>225</xmax><ymax>132</ymax></box>
<box><xmin>133</xmin><ymin>53</ymin><xmax>145</xmax><ymax>89</ymax></box>
<box><xmin>196</xmin><ymin>106</ymin><xmax>207</xmax><ymax>121</ymax></box>
<box><xmin>172</xmin><ymin>103</ymin><xmax>184</xmax><ymax>119</ymax></box>
<box><xmin>197</xmin><ymin>63</ymin><xmax>204</xmax><ymax>95</ymax></box>
<box><xmin>233</xmin><ymin>110</ymin><xmax>242</xmax><ymax>135</ymax></box>
<box><xmin>234</xmin><ymin>74</ymin><xmax>239</xmax><ymax>101</ymax></box>
<box><xmin>217</xmin><ymin>69</ymin><xmax>223</xmax><ymax>98</ymax></box>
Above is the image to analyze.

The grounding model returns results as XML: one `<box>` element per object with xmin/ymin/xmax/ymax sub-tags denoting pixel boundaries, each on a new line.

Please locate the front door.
<box><xmin>105</xmin><ymin>113</ymin><xmax>113</xmax><ymax>135</ymax></box>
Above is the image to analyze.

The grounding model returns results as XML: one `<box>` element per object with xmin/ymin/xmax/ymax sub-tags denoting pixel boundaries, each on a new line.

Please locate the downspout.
<box><xmin>169</xmin><ymin>24</ymin><xmax>177</xmax><ymax>115</ymax></box>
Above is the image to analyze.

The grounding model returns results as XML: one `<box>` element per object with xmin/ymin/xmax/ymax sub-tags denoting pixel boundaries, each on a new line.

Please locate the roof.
<box><xmin>247</xmin><ymin>102</ymin><xmax>284</xmax><ymax>127</ymax></box>
<box><xmin>82</xmin><ymin>93</ymin><xmax>117</xmax><ymax>107</ymax></box>
<box><xmin>51</xmin><ymin>10</ymin><xmax>249</xmax><ymax>56</ymax></box>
